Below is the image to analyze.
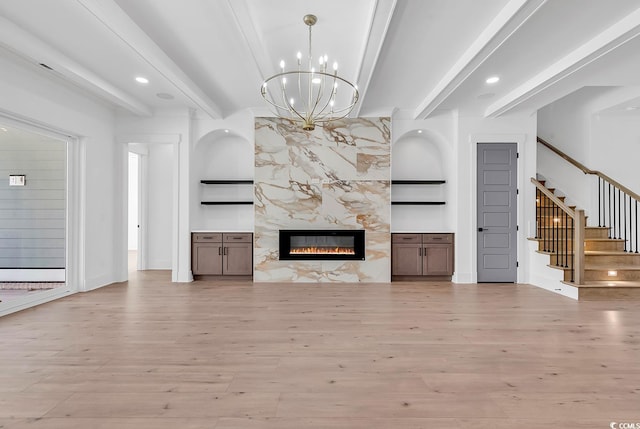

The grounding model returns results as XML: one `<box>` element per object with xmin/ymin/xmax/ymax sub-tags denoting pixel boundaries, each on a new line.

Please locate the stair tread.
<box><xmin>537</xmin><ymin>250</ymin><xmax>639</xmax><ymax>256</ymax></box>
<box><xmin>586</xmin><ymin>250</ymin><xmax>640</xmax><ymax>255</ymax></box>
<box><xmin>585</xmin><ymin>238</ymin><xmax>626</xmax><ymax>242</ymax></box>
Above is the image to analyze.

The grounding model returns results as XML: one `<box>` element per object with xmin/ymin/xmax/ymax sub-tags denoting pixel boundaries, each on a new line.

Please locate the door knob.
<box><xmin>478</xmin><ymin>227</ymin><xmax>489</xmax><ymax>232</ymax></box>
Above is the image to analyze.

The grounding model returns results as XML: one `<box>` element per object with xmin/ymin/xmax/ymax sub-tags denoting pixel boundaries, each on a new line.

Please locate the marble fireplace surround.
<box><xmin>254</xmin><ymin>117</ymin><xmax>391</xmax><ymax>283</ymax></box>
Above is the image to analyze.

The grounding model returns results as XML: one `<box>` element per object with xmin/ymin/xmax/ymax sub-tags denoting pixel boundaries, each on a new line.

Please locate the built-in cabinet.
<box><xmin>392</xmin><ymin>233</ymin><xmax>454</xmax><ymax>280</ymax></box>
<box><xmin>192</xmin><ymin>232</ymin><xmax>253</xmax><ymax>276</ymax></box>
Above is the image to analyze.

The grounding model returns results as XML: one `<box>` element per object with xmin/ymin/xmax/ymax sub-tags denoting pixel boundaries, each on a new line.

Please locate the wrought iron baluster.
<box><xmin>536</xmin><ymin>188</ymin><xmax>540</xmax><ymax>239</ymax></box>
<box><xmin>564</xmin><ymin>211</ymin><xmax>568</xmax><ymax>268</ymax></box>
<box><xmin>570</xmin><ymin>216</ymin><xmax>575</xmax><ymax>282</ymax></box>
<box><xmin>608</xmin><ymin>183</ymin><xmax>612</xmax><ymax>238</ymax></box>
<box><xmin>624</xmin><ymin>193</ymin><xmax>628</xmax><ymax>252</ymax></box>
<box><xmin>617</xmin><ymin>187</ymin><xmax>621</xmax><ymax>239</ymax></box>
<box><xmin>598</xmin><ymin>177</ymin><xmax>602</xmax><ymax>227</ymax></box>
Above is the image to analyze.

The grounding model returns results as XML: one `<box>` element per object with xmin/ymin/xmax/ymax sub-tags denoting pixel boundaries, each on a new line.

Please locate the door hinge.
<box><xmin>517</xmin><ymin>225</ymin><xmax>519</xmax><ymax>231</ymax></box>
<box><xmin>516</xmin><ymin>188</ymin><xmax>519</xmax><ymax>194</ymax></box>
<box><xmin>516</xmin><ymin>261</ymin><xmax>519</xmax><ymax>267</ymax></box>
<box><xmin>516</xmin><ymin>152</ymin><xmax>519</xmax><ymax>158</ymax></box>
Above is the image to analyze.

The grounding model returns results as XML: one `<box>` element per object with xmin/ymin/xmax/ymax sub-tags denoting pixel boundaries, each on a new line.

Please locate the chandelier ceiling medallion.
<box><xmin>260</xmin><ymin>14</ymin><xmax>359</xmax><ymax>131</ymax></box>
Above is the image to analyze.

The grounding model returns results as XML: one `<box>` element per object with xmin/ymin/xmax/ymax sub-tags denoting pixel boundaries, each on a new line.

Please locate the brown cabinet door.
<box><xmin>423</xmin><ymin>244</ymin><xmax>453</xmax><ymax>276</ymax></box>
<box><xmin>192</xmin><ymin>243</ymin><xmax>223</xmax><ymax>275</ymax></box>
<box><xmin>223</xmin><ymin>243</ymin><xmax>253</xmax><ymax>275</ymax></box>
<box><xmin>392</xmin><ymin>243</ymin><xmax>423</xmax><ymax>276</ymax></box>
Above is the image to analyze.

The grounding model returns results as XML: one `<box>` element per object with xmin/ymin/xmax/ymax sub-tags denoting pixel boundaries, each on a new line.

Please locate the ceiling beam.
<box><xmin>351</xmin><ymin>0</ymin><xmax>397</xmax><ymax>117</ymax></box>
<box><xmin>76</xmin><ymin>0</ymin><xmax>223</xmax><ymax>119</ymax></box>
<box><xmin>224</xmin><ymin>0</ymin><xmax>276</xmax><ymax>115</ymax></box>
<box><xmin>413</xmin><ymin>0</ymin><xmax>547</xmax><ymax>119</ymax></box>
<box><xmin>485</xmin><ymin>6</ymin><xmax>640</xmax><ymax>117</ymax></box>
<box><xmin>225</xmin><ymin>0</ymin><xmax>274</xmax><ymax>86</ymax></box>
<box><xmin>0</xmin><ymin>14</ymin><xmax>152</xmax><ymax>117</ymax></box>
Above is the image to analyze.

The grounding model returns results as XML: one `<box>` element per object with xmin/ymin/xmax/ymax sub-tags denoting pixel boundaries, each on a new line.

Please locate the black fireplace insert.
<box><xmin>279</xmin><ymin>229</ymin><xmax>365</xmax><ymax>261</ymax></box>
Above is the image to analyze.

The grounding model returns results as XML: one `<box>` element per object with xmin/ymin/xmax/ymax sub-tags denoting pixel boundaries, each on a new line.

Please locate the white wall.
<box><xmin>391</xmin><ymin>111</ymin><xmax>457</xmax><ymax>233</ymax></box>
<box><xmin>192</xmin><ymin>132</ymin><xmax>254</xmax><ymax>232</ymax></box>
<box><xmin>591</xmin><ymin>114</ymin><xmax>640</xmax><ymax>196</ymax></box>
<box><xmin>538</xmin><ymin>90</ymin><xmax>640</xmax><ymax>223</ymax></box>
<box><xmin>0</xmin><ymin>54</ymin><xmax>120</xmax><ymax>291</ymax></box>
<box><xmin>146</xmin><ymin>143</ymin><xmax>173</xmax><ymax>269</ymax></box>
<box><xmin>537</xmin><ymin>91</ymin><xmax>594</xmax><ymax>217</ymax></box>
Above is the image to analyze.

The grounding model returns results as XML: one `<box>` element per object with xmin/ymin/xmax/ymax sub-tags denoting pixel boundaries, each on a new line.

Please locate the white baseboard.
<box><xmin>0</xmin><ymin>269</ymin><xmax>65</xmax><ymax>282</ymax></box>
<box><xmin>0</xmin><ymin>287</ymin><xmax>75</xmax><ymax>317</ymax></box>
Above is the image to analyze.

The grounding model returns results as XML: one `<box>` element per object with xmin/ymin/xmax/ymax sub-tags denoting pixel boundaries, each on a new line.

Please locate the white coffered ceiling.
<box><xmin>1</xmin><ymin>0</ymin><xmax>640</xmax><ymax>119</ymax></box>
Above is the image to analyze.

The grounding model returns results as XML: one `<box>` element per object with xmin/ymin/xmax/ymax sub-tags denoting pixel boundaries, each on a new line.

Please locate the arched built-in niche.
<box><xmin>391</xmin><ymin>130</ymin><xmax>452</xmax><ymax>232</ymax></box>
<box><xmin>192</xmin><ymin>130</ymin><xmax>254</xmax><ymax>231</ymax></box>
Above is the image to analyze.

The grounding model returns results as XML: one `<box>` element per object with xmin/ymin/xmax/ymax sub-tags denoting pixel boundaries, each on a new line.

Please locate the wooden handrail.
<box><xmin>531</xmin><ymin>178</ymin><xmax>576</xmax><ymax>218</ymax></box>
<box><xmin>537</xmin><ymin>137</ymin><xmax>640</xmax><ymax>202</ymax></box>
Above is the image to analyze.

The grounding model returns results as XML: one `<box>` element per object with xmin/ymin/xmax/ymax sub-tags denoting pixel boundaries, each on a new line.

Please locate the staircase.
<box><xmin>532</xmin><ymin>137</ymin><xmax>640</xmax><ymax>300</ymax></box>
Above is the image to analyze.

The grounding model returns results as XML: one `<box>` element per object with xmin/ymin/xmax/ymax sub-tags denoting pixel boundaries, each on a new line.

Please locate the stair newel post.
<box><xmin>574</xmin><ymin>209</ymin><xmax>585</xmax><ymax>285</ymax></box>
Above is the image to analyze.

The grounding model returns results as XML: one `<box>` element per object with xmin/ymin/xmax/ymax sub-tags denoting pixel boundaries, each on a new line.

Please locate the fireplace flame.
<box><xmin>290</xmin><ymin>246</ymin><xmax>355</xmax><ymax>255</ymax></box>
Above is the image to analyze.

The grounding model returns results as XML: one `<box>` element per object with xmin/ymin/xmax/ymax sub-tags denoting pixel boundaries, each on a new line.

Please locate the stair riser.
<box><xmin>538</xmin><ymin>241</ymin><xmax>627</xmax><ymax>252</ymax></box>
<box><xmin>571</xmin><ymin>270</ymin><xmax>640</xmax><ymax>282</ymax></box>
<box><xmin>578</xmin><ymin>287</ymin><xmax>640</xmax><ymax>300</ymax></box>
<box><xmin>585</xmin><ymin>241</ymin><xmax>626</xmax><ymax>252</ymax></box>
<box><xmin>585</xmin><ymin>254</ymin><xmax>640</xmax><ymax>266</ymax></box>
<box><xmin>585</xmin><ymin>228</ymin><xmax>611</xmax><ymax>239</ymax></box>
<box><xmin>550</xmin><ymin>255</ymin><xmax>574</xmax><ymax>267</ymax></box>
<box><xmin>536</xmin><ymin>228</ymin><xmax>609</xmax><ymax>239</ymax></box>
<box><xmin>538</xmin><ymin>242</ymin><xmax>574</xmax><ymax>253</ymax></box>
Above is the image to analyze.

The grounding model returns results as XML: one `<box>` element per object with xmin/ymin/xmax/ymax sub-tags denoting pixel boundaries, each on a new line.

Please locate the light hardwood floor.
<box><xmin>1</xmin><ymin>270</ymin><xmax>639</xmax><ymax>428</ymax></box>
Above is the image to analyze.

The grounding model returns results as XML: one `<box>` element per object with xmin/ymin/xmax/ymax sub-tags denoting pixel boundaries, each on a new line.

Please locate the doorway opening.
<box><xmin>128</xmin><ymin>151</ymin><xmax>140</xmax><ymax>273</ymax></box>
<box><xmin>0</xmin><ymin>123</ymin><xmax>67</xmax><ymax>303</ymax></box>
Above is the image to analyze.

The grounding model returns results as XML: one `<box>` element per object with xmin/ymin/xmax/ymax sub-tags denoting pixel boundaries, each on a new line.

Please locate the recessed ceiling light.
<box><xmin>135</xmin><ymin>76</ymin><xmax>149</xmax><ymax>84</ymax></box>
<box><xmin>156</xmin><ymin>92</ymin><xmax>174</xmax><ymax>100</ymax></box>
<box><xmin>0</xmin><ymin>127</ymin><xmax>7</xmax><ymax>132</ymax></box>
<box><xmin>224</xmin><ymin>129</ymin><xmax>229</xmax><ymax>133</ymax></box>
<box><xmin>486</xmin><ymin>76</ymin><xmax>500</xmax><ymax>84</ymax></box>
<box><xmin>417</xmin><ymin>130</ymin><xmax>422</xmax><ymax>134</ymax></box>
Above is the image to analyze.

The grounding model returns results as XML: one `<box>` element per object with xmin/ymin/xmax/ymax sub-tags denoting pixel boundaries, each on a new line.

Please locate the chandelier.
<box><xmin>260</xmin><ymin>14</ymin><xmax>359</xmax><ymax>131</ymax></box>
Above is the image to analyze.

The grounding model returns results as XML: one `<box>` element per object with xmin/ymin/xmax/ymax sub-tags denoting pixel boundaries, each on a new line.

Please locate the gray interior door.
<box><xmin>477</xmin><ymin>143</ymin><xmax>517</xmax><ymax>282</ymax></box>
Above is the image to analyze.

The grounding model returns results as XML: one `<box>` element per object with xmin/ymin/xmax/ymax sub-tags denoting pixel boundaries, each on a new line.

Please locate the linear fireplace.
<box><xmin>279</xmin><ymin>229</ymin><xmax>365</xmax><ymax>261</ymax></box>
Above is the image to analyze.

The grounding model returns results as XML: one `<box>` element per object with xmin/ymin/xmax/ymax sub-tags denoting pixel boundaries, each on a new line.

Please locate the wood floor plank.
<box><xmin>0</xmin><ymin>270</ymin><xmax>639</xmax><ymax>428</ymax></box>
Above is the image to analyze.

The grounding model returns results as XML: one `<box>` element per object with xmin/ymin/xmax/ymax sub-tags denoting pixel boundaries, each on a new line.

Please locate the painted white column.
<box><xmin>173</xmin><ymin>131</ymin><xmax>193</xmax><ymax>282</ymax></box>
